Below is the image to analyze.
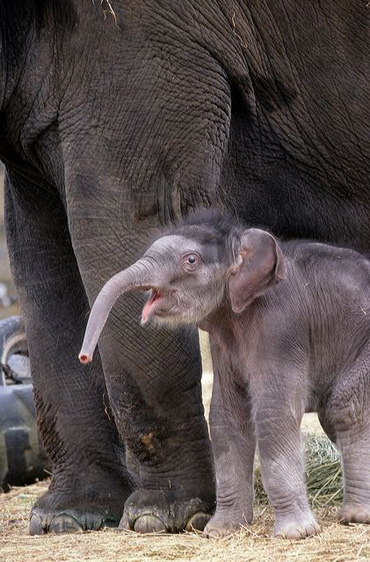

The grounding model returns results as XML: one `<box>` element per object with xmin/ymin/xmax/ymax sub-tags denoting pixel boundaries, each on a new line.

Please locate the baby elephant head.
<box><xmin>79</xmin><ymin>211</ymin><xmax>286</xmax><ymax>363</ymax></box>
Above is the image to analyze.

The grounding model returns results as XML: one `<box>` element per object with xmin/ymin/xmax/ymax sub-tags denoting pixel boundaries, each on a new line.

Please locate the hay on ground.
<box><xmin>1</xmin><ymin>433</ymin><xmax>369</xmax><ymax>562</ymax></box>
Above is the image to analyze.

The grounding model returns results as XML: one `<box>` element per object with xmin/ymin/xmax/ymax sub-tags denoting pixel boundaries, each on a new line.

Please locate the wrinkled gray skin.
<box><xmin>81</xmin><ymin>212</ymin><xmax>370</xmax><ymax>539</ymax></box>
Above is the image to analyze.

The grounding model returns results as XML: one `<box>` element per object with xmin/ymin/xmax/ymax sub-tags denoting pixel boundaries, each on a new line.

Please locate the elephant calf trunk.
<box><xmin>79</xmin><ymin>277</ymin><xmax>126</xmax><ymax>364</ymax></box>
<box><xmin>79</xmin><ymin>261</ymin><xmax>155</xmax><ymax>364</ymax></box>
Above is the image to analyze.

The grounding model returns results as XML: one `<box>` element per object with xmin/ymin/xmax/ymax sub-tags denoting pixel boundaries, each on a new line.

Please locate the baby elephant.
<box><xmin>80</xmin><ymin>211</ymin><xmax>370</xmax><ymax>539</ymax></box>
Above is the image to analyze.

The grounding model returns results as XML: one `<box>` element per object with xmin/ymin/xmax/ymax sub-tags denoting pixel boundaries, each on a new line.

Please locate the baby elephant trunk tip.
<box><xmin>78</xmin><ymin>352</ymin><xmax>92</xmax><ymax>364</ymax></box>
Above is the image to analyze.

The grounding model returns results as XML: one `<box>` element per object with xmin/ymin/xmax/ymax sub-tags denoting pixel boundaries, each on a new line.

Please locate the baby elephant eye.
<box><xmin>182</xmin><ymin>254</ymin><xmax>200</xmax><ymax>271</ymax></box>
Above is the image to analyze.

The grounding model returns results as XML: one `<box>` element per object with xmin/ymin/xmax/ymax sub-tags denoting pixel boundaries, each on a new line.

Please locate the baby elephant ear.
<box><xmin>228</xmin><ymin>229</ymin><xmax>287</xmax><ymax>314</ymax></box>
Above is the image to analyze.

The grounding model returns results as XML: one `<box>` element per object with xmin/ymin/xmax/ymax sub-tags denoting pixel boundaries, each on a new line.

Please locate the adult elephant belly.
<box><xmin>224</xmin><ymin>0</ymin><xmax>369</xmax><ymax>250</ymax></box>
<box><xmin>230</xmin><ymin>143</ymin><xmax>370</xmax><ymax>252</ymax></box>
<box><xmin>226</xmin><ymin>86</ymin><xmax>369</xmax><ymax>251</ymax></box>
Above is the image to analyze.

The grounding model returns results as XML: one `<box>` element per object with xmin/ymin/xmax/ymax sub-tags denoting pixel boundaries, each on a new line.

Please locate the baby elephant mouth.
<box><xmin>141</xmin><ymin>289</ymin><xmax>174</xmax><ymax>324</ymax></box>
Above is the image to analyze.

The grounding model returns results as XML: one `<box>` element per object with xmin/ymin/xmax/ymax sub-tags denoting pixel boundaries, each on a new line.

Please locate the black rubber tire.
<box><xmin>0</xmin><ymin>316</ymin><xmax>48</xmax><ymax>491</ymax></box>
<box><xmin>0</xmin><ymin>315</ymin><xmax>28</xmax><ymax>385</ymax></box>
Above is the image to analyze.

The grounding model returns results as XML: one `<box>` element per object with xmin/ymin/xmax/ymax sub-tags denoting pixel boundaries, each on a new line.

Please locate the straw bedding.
<box><xmin>1</xmin><ymin>431</ymin><xmax>369</xmax><ymax>562</ymax></box>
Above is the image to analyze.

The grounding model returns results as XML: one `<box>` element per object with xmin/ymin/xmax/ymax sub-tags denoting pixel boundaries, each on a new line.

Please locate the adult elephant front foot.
<box><xmin>29</xmin><ymin>508</ymin><xmax>117</xmax><ymax>535</ymax></box>
<box><xmin>29</xmin><ymin>501</ymin><xmax>123</xmax><ymax>535</ymax></box>
<box><xmin>29</xmin><ymin>477</ymin><xmax>132</xmax><ymax>535</ymax></box>
<box><xmin>119</xmin><ymin>490</ymin><xmax>214</xmax><ymax>533</ymax></box>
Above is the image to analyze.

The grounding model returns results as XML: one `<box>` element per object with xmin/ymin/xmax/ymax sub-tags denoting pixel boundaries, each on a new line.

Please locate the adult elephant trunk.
<box><xmin>79</xmin><ymin>258</ymin><xmax>156</xmax><ymax>364</ymax></box>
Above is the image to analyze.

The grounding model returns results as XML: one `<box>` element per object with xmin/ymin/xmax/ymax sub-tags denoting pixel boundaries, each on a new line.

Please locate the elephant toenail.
<box><xmin>186</xmin><ymin>512</ymin><xmax>211</xmax><ymax>532</ymax></box>
<box><xmin>29</xmin><ymin>511</ymin><xmax>45</xmax><ymax>535</ymax></box>
<box><xmin>118</xmin><ymin>512</ymin><xmax>130</xmax><ymax>530</ymax></box>
<box><xmin>203</xmin><ymin>526</ymin><xmax>221</xmax><ymax>539</ymax></box>
<box><xmin>49</xmin><ymin>514</ymin><xmax>84</xmax><ymax>534</ymax></box>
<box><xmin>133</xmin><ymin>515</ymin><xmax>167</xmax><ymax>533</ymax></box>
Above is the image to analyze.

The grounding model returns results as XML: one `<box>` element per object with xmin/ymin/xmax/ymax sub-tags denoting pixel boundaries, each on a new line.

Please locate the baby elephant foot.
<box><xmin>274</xmin><ymin>512</ymin><xmax>320</xmax><ymax>540</ymax></box>
<box><xmin>119</xmin><ymin>490</ymin><xmax>213</xmax><ymax>533</ymax></box>
<box><xmin>203</xmin><ymin>511</ymin><xmax>252</xmax><ymax>538</ymax></box>
<box><xmin>338</xmin><ymin>504</ymin><xmax>370</xmax><ymax>524</ymax></box>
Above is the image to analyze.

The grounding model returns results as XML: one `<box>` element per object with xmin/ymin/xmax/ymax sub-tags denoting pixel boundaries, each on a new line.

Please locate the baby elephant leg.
<box><xmin>254</xmin><ymin>396</ymin><xmax>319</xmax><ymax>539</ymax></box>
<box><xmin>326</xmin><ymin>355</ymin><xmax>370</xmax><ymax>524</ymax></box>
<box><xmin>204</xmin><ymin>345</ymin><xmax>256</xmax><ymax>538</ymax></box>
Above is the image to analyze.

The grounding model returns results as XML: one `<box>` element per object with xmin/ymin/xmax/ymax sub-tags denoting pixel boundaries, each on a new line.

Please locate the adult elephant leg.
<box><xmin>204</xmin><ymin>339</ymin><xmax>256</xmax><ymax>537</ymax></box>
<box><xmin>4</xmin><ymin>175</ymin><xmax>132</xmax><ymax>534</ymax></box>
<box><xmin>70</xmin><ymin>191</ymin><xmax>215</xmax><ymax>533</ymax></box>
<box><xmin>60</xmin><ymin>14</ymin><xmax>234</xmax><ymax>529</ymax></box>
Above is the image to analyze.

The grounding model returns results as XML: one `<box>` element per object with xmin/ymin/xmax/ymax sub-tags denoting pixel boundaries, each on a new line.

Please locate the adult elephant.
<box><xmin>0</xmin><ymin>0</ymin><xmax>368</xmax><ymax>535</ymax></box>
